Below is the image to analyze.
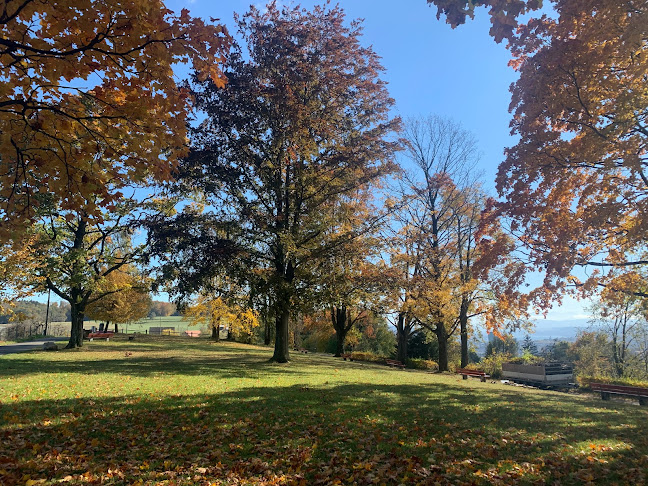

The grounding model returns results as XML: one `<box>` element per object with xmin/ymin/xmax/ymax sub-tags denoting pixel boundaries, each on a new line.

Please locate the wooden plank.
<box><xmin>591</xmin><ymin>382</ymin><xmax>648</xmax><ymax>397</ymax></box>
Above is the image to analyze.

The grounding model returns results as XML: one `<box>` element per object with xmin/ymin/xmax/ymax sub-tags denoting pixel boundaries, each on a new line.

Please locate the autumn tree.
<box><xmin>485</xmin><ymin>333</ymin><xmax>518</xmax><ymax>357</ymax></box>
<box><xmin>150</xmin><ymin>3</ymin><xmax>400</xmax><ymax>362</ymax></box>
<box><xmin>149</xmin><ymin>301</ymin><xmax>177</xmax><ymax>318</ymax></box>
<box><xmin>0</xmin><ymin>0</ymin><xmax>230</xmax><ymax>240</ymax></box>
<box><xmin>183</xmin><ymin>294</ymin><xmax>259</xmax><ymax>342</ymax></box>
<box><xmin>27</xmin><ymin>195</ymin><xmax>156</xmax><ymax>348</ymax></box>
<box><xmin>0</xmin><ymin>234</ymin><xmax>41</xmax><ymax>316</ymax></box>
<box><xmin>390</xmin><ymin>116</ymin><xmax>482</xmax><ymax>371</ymax></box>
<box><xmin>568</xmin><ymin>331</ymin><xmax>613</xmax><ymax>379</ymax></box>
<box><xmin>492</xmin><ymin>1</ymin><xmax>648</xmax><ymax>309</ymax></box>
<box><xmin>314</xmin><ymin>191</ymin><xmax>392</xmax><ymax>357</ymax></box>
<box><xmin>85</xmin><ymin>268</ymin><xmax>152</xmax><ymax>333</ymax></box>
<box><xmin>589</xmin><ymin>278</ymin><xmax>648</xmax><ymax>378</ymax></box>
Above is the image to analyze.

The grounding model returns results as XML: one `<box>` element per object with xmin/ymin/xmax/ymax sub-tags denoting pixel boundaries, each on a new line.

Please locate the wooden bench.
<box><xmin>590</xmin><ymin>382</ymin><xmax>648</xmax><ymax>406</ymax></box>
<box><xmin>457</xmin><ymin>368</ymin><xmax>490</xmax><ymax>382</ymax></box>
<box><xmin>87</xmin><ymin>332</ymin><xmax>114</xmax><ymax>341</ymax></box>
<box><xmin>341</xmin><ymin>354</ymin><xmax>353</xmax><ymax>361</ymax></box>
<box><xmin>385</xmin><ymin>359</ymin><xmax>405</xmax><ymax>369</ymax></box>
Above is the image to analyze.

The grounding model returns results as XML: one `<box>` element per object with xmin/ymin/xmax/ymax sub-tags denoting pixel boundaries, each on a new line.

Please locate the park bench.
<box><xmin>341</xmin><ymin>354</ymin><xmax>353</xmax><ymax>361</ymax></box>
<box><xmin>457</xmin><ymin>368</ymin><xmax>490</xmax><ymax>382</ymax></box>
<box><xmin>385</xmin><ymin>359</ymin><xmax>405</xmax><ymax>369</ymax></box>
<box><xmin>87</xmin><ymin>332</ymin><xmax>114</xmax><ymax>341</ymax></box>
<box><xmin>590</xmin><ymin>382</ymin><xmax>648</xmax><ymax>406</ymax></box>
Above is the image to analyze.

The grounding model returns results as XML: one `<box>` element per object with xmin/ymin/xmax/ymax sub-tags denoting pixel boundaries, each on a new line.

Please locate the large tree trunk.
<box><xmin>272</xmin><ymin>305</ymin><xmax>290</xmax><ymax>362</ymax></box>
<box><xmin>211</xmin><ymin>324</ymin><xmax>220</xmax><ymax>341</ymax></box>
<box><xmin>396</xmin><ymin>312</ymin><xmax>409</xmax><ymax>363</ymax></box>
<box><xmin>335</xmin><ymin>332</ymin><xmax>347</xmax><ymax>357</ymax></box>
<box><xmin>113</xmin><ymin>322</ymin><xmax>118</xmax><ymax>334</ymax></box>
<box><xmin>272</xmin><ymin>255</ymin><xmax>294</xmax><ymax>362</ymax></box>
<box><xmin>67</xmin><ymin>302</ymin><xmax>85</xmax><ymax>349</ymax></box>
<box><xmin>435</xmin><ymin>323</ymin><xmax>449</xmax><ymax>372</ymax></box>
<box><xmin>459</xmin><ymin>297</ymin><xmax>469</xmax><ymax>368</ymax></box>
<box><xmin>264</xmin><ymin>317</ymin><xmax>272</xmax><ymax>345</ymax></box>
<box><xmin>332</xmin><ymin>305</ymin><xmax>349</xmax><ymax>357</ymax></box>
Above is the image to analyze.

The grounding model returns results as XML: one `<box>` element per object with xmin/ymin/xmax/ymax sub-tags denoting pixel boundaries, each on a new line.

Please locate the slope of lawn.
<box><xmin>1</xmin><ymin>337</ymin><xmax>647</xmax><ymax>485</ymax></box>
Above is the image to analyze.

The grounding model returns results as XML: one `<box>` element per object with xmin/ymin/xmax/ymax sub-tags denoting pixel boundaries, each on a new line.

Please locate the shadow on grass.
<box><xmin>2</xmin><ymin>380</ymin><xmax>647</xmax><ymax>485</ymax></box>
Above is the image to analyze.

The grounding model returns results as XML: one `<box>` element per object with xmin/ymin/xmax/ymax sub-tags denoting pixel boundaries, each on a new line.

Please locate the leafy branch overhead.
<box><xmin>0</xmin><ymin>0</ymin><xmax>230</xmax><ymax>240</ymax></box>
<box><xmin>426</xmin><ymin>0</ymin><xmax>543</xmax><ymax>42</ymax></box>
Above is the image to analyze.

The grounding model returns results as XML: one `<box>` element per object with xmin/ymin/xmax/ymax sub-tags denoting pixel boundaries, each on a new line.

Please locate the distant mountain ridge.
<box><xmin>521</xmin><ymin>318</ymin><xmax>590</xmax><ymax>341</ymax></box>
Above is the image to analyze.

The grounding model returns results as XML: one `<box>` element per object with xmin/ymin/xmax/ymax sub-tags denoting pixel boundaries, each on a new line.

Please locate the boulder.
<box><xmin>42</xmin><ymin>341</ymin><xmax>58</xmax><ymax>351</ymax></box>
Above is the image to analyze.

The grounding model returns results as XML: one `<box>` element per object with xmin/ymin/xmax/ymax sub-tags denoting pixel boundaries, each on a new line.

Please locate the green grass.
<box><xmin>1</xmin><ymin>337</ymin><xmax>647</xmax><ymax>485</ymax></box>
<box><xmin>14</xmin><ymin>315</ymin><xmax>206</xmax><ymax>337</ymax></box>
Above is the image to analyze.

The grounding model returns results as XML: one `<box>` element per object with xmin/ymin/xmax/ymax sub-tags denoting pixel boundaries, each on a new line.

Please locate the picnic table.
<box><xmin>457</xmin><ymin>368</ymin><xmax>490</xmax><ymax>382</ymax></box>
<box><xmin>86</xmin><ymin>332</ymin><xmax>114</xmax><ymax>341</ymax></box>
<box><xmin>385</xmin><ymin>359</ymin><xmax>405</xmax><ymax>369</ymax></box>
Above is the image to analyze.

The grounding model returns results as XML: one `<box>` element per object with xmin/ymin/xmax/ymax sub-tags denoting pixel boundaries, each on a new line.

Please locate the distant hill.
<box><xmin>520</xmin><ymin>318</ymin><xmax>590</xmax><ymax>341</ymax></box>
<box><xmin>474</xmin><ymin>318</ymin><xmax>590</xmax><ymax>356</ymax></box>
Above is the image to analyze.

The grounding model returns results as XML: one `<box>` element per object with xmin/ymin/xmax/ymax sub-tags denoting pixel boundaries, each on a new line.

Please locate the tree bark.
<box><xmin>396</xmin><ymin>312</ymin><xmax>409</xmax><ymax>363</ymax></box>
<box><xmin>332</xmin><ymin>305</ymin><xmax>349</xmax><ymax>357</ymax></box>
<box><xmin>67</xmin><ymin>301</ymin><xmax>85</xmax><ymax>348</ymax></box>
<box><xmin>211</xmin><ymin>320</ymin><xmax>220</xmax><ymax>341</ymax></box>
<box><xmin>435</xmin><ymin>323</ymin><xmax>449</xmax><ymax>372</ymax></box>
<box><xmin>264</xmin><ymin>317</ymin><xmax>272</xmax><ymax>345</ymax></box>
<box><xmin>106</xmin><ymin>321</ymin><xmax>119</xmax><ymax>333</ymax></box>
<box><xmin>459</xmin><ymin>297</ymin><xmax>469</xmax><ymax>368</ymax></box>
<box><xmin>272</xmin><ymin>305</ymin><xmax>290</xmax><ymax>362</ymax></box>
<box><xmin>335</xmin><ymin>331</ymin><xmax>347</xmax><ymax>357</ymax></box>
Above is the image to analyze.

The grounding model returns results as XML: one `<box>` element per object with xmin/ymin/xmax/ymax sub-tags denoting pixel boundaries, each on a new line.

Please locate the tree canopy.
<box><xmin>495</xmin><ymin>0</ymin><xmax>648</xmax><ymax>306</ymax></box>
<box><xmin>0</xmin><ymin>0</ymin><xmax>230</xmax><ymax>240</ymax></box>
<box><xmin>150</xmin><ymin>2</ymin><xmax>400</xmax><ymax>362</ymax></box>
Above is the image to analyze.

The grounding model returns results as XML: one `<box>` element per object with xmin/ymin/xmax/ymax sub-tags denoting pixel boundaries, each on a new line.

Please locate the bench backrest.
<box><xmin>591</xmin><ymin>383</ymin><xmax>648</xmax><ymax>396</ymax></box>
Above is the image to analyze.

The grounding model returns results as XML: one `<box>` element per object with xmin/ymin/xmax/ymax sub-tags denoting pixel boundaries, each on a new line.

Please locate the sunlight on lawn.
<box><xmin>1</xmin><ymin>337</ymin><xmax>647</xmax><ymax>485</ymax></box>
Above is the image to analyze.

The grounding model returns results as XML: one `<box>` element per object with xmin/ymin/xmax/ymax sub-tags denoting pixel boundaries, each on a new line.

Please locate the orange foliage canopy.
<box><xmin>496</xmin><ymin>0</ymin><xmax>648</xmax><ymax>303</ymax></box>
<box><xmin>0</xmin><ymin>0</ymin><xmax>230</xmax><ymax>240</ymax></box>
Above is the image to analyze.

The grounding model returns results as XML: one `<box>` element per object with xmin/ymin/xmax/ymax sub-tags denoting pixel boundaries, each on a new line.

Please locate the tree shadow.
<box><xmin>2</xmin><ymin>381</ymin><xmax>647</xmax><ymax>485</ymax></box>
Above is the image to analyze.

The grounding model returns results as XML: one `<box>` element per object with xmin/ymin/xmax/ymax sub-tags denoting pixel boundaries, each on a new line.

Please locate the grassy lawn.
<box><xmin>3</xmin><ymin>316</ymin><xmax>207</xmax><ymax>340</ymax></box>
<box><xmin>0</xmin><ymin>337</ymin><xmax>646</xmax><ymax>485</ymax></box>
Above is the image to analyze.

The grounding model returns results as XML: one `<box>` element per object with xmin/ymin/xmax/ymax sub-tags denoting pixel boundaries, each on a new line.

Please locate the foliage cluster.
<box><xmin>0</xmin><ymin>300</ymin><xmax>70</xmax><ymax>324</ymax></box>
<box><xmin>405</xmin><ymin>358</ymin><xmax>439</xmax><ymax>371</ymax></box>
<box><xmin>347</xmin><ymin>351</ymin><xmax>385</xmax><ymax>363</ymax></box>
<box><xmin>148</xmin><ymin>301</ymin><xmax>178</xmax><ymax>318</ymax></box>
<box><xmin>472</xmin><ymin>352</ymin><xmax>513</xmax><ymax>379</ymax></box>
<box><xmin>0</xmin><ymin>0</ymin><xmax>230</xmax><ymax>239</ymax></box>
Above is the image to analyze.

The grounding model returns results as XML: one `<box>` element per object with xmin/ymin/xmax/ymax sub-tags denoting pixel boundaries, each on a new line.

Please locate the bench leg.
<box><xmin>462</xmin><ymin>375</ymin><xmax>468</xmax><ymax>380</ymax></box>
<box><xmin>480</xmin><ymin>376</ymin><xmax>486</xmax><ymax>382</ymax></box>
<box><xmin>601</xmin><ymin>392</ymin><xmax>610</xmax><ymax>400</ymax></box>
<box><xmin>640</xmin><ymin>397</ymin><xmax>648</xmax><ymax>406</ymax></box>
